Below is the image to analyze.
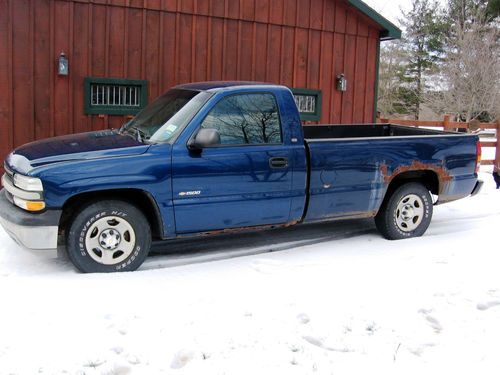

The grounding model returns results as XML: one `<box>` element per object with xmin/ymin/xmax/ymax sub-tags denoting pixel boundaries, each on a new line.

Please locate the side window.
<box><xmin>200</xmin><ymin>93</ymin><xmax>282</xmax><ymax>145</ymax></box>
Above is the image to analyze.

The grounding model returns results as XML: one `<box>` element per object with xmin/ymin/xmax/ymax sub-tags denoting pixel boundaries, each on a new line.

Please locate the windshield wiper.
<box><xmin>135</xmin><ymin>127</ymin><xmax>143</xmax><ymax>142</ymax></box>
<box><xmin>125</xmin><ymin>126</ymin><xmax>149</xmax><ymax>143</ymax></box>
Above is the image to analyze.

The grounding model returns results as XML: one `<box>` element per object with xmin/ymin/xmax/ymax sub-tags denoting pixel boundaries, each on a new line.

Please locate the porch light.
<box><xmin>336</xmin><ymin>73</ymin><xmax>347</xmax><ymax>92</ymax></box>
<box><xmin>58</xmin><ymin>52</ymin><xmax>69</xmax><ymax>76</ymax></box>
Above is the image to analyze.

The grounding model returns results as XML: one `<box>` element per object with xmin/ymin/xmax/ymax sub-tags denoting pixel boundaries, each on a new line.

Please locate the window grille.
<box><xmin>84</xmin><ymin>77</ymin><xmax>148</xmax><ymax>115</ymax></box>
<box><xmin>294</xmin><ymin>95</ymin><xmax>316</xmax><ymax>114</ymax></box>
<box><xmin>91</xmin><ymin>84</ymin><xmax>141</xmax><ymax>107</ymax></box>
<box><xmin>291</xmin><ymin>88</ymin><xmax>322</xmax><ymax>121</ymax></box>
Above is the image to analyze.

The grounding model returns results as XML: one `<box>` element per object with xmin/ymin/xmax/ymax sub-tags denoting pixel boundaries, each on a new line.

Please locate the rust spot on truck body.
<box><xmin>307</xmin><ymin>210</ymin><xmax>379</xmax><ymax>223</ymax></box>
<box><xmin>380</xmin><ymin>160</ymin><xmax>452</xmax><ymax>195</ymax></box>
<box><xmin>177</xmin><ymin>220</ymin><xmax>300</xmax><ymax>239</ymax></box>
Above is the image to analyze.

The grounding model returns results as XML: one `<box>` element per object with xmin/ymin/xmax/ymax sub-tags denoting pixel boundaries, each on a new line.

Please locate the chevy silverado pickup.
<box><xmin>0</xmin><ymin>82</ymin><xmax>483</xmax><ymax>272</ymax></box>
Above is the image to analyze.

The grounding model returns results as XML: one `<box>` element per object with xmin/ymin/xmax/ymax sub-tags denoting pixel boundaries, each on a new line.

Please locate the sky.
<box><xmin>362</xmin><ymin>0</ymin><xmax>413</xmax><ymax>26</ymax></box>
<box><xmin>363</xmin><ymin>0</ymin><xmax>449</xmax><ymax>27</ymax></box>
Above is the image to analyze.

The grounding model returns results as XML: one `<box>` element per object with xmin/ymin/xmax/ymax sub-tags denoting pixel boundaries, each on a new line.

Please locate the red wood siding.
<box><xmin>0</xmin><ymin>0</ymin><xmax>383</xmax><ymax>168</ymax></box>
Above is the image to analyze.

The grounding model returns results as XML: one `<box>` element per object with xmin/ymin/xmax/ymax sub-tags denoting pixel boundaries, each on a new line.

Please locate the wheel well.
<box><xmin>385</xmin><ymin>170</ymin><xmax>440</xmax><ymax>200</ymax></box>
<box><xmin>59</xmin><ymin>189</ymin><xmax>164</xmax><ymax>240</ymax></box>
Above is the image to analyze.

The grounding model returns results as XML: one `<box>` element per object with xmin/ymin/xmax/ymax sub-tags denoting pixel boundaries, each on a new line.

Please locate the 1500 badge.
<box><xmin>178</xmin><ymin>191</ymin><xmax>201</xmax><ymax>196</ymax></box>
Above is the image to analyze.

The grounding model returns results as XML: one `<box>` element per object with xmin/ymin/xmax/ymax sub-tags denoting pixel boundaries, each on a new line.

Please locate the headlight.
<box><xmin>13</xmin><ymin>174</ymin><xmax>43</xmax><ymax>191</ymax></box>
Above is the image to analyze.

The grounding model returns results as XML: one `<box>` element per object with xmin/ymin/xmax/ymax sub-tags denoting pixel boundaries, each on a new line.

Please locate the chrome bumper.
<box><xmin>0</xmin><ymin>189</ymin><xmax>61</xmax><ymax>250</ymax></box>
<box><xmin>0</xmin><ymin>216</ymin><xmax>59</xmax><ymax>249</ymax></box>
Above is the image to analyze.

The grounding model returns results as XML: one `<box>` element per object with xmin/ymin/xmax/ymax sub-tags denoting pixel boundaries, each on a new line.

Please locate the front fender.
<box><xmin>32</xmin><ymin>144</ymin><xmax>176</xmax><ymax>237</ymax></box>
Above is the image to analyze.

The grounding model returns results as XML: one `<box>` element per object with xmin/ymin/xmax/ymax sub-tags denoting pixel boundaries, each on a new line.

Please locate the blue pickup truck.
<box><xmin>0</xmin><ymin>82</ymin><xmax>483</xmax><ymax>272</ymax></box>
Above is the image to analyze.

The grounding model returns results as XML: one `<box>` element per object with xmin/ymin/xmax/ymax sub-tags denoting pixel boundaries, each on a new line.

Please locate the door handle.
<box><xmin>269</xmin><ymin>157</ymin><xmax>288</xmax><ymax>169</ymax></box>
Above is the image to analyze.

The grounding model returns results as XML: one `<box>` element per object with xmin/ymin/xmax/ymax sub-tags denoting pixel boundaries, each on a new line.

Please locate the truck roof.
<box><xmin>174</xmin><ymin>81</ymin><xmax>286</xmax><ymax>92</ymax></box>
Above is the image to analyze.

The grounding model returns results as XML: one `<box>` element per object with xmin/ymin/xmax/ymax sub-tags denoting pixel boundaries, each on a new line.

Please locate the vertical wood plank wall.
<box><xmin>0</xmin><ymin>0</ymin><xmax>382</xmax><ymax>166</ymax></box>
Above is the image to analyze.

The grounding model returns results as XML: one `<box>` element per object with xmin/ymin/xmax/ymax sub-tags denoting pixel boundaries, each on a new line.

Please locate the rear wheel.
<box><xmin>66</xmin><ymin>200</ymin><xmax>151</xmax><ymax>273</ymax></box>
<box><xmin>375</xmin><ymin>182</ymin><xmax>433</xmax><ymax>240</ymax></box>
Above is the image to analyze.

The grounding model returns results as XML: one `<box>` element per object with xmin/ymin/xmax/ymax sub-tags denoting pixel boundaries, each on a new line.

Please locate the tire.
<box><xmin>375</xmin><ymin>182</ymin><xmax>433</xmax><ymax>240</ymax></box>
<box><xmin>66</xmin><ymin>200</ymin><xmax>151</xmax><ymax>273</ymax></box>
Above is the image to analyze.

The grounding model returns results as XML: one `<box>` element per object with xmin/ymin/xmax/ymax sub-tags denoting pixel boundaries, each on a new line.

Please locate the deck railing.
<box><xmin>377</xmin><ymin>115</ymin><xmax>500</xmax><ymax>168</ymax></box>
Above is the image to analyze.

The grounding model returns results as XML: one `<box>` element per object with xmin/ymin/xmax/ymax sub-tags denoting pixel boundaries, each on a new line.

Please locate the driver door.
<box><xmin>171</xmin><ymin>92</ymin><xmax>294</xmax><ymax>233</ymax></box>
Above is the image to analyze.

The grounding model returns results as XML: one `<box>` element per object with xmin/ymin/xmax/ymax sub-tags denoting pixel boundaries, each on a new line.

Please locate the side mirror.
<box><xmin>188</xmin><ymin>128</ymin><xmax>221</xmax><ymax>150</ymax></box>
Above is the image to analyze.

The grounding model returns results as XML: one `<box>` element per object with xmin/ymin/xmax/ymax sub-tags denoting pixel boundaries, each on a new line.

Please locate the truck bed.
<box><xmin>303</xmin><ymin>124</ymin><xmax>454</xmax><ymax>140</ymax></box>
<box><xmin>302</xmin><ymin>124</ymin><xmax>479</xmax><ymax>223</ymax></box>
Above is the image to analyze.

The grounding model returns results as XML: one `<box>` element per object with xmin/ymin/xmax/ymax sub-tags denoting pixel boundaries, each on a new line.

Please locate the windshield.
<box><xmin>120</xmin><ymin>89</ymin><xmax>212</xmax><ymax>143</ymax></box>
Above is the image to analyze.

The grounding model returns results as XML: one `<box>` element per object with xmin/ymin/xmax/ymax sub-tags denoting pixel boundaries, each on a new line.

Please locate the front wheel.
<box><xmin>375</xmin><ymin>182</ymin><xmax>433</xmax><ymax>240</ymax></box>
<box><xmin>66</xmin><ymin>200</ymin><xmax>151</xmax><ymax>273</ymax></box>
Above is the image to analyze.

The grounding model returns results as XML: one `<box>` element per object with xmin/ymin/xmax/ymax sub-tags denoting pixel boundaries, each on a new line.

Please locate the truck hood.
<box><xmin>8</xmin><ymin>130</ymin><xmax>150</xmax><ymax>173</ymax></box>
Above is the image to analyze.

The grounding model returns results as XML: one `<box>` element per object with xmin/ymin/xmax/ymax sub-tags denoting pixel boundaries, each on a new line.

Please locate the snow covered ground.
<box><xmin>0</xmin><ymin>169</ymin><xmax>499</xmax><ymax>375</ymax></box>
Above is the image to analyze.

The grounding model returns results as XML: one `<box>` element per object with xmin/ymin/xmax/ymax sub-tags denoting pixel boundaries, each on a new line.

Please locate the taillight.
<box><xmin>475</xmin><ymin>140</ymin><xmax>481</xmax><ymax>174</ymax></box>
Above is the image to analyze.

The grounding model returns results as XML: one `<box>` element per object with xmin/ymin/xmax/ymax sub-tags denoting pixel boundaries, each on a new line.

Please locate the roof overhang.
<box><xmin>347</xmin><ymin>0</ymin><xmax>402</xmax><ymax>40</ymax></box>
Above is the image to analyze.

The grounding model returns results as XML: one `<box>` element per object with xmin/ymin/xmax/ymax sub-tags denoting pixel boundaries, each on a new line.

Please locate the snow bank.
<box><xmin>0</xmin><ymin>171</ymin><xmax>499</xmax><ymax>374</ymax></box>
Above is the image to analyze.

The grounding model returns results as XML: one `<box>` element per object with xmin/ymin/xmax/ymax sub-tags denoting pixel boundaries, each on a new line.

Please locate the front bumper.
<box><xmin>0</xmin><ymin>189</ymin><xmax>61</xmax><ymax>250</ymax></box>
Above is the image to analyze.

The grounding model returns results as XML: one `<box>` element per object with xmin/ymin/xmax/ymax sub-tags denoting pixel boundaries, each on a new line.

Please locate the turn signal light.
<box><xmin>26</xmin><ymin>201</ymin><xmax>46</xmax><ymax>211</ymax></box>
<box><xmin>13</xmin><ymin>196</ymin><xmax>46</xmax><ymax>211</ymax></box>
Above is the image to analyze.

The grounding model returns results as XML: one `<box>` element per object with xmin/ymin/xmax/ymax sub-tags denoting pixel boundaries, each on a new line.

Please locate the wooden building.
<box><xmin>0</xmin><ymin>0</ymin><xmax>400</xmax><ymax>170</ymax></box>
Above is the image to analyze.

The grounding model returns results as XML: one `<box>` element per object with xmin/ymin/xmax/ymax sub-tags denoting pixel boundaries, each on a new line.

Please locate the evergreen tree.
<box><xmin>486</xmin><ymin>0</ymin><xmax>500</xmax><ymax>19</ymax></box>
<box><xmin>398</xmin><ymin>0</ymin><xmax>446</xmax><ymax>119</ymax></box>
<box><xmin>378</xmin><ymin>42</ymin><xmax>416</xmax><ymax>116</ymax></box>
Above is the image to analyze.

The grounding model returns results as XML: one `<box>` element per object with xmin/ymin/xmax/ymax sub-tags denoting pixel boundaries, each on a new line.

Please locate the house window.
<box><xmin>291</xmin><ymin>88</ymin><xmax>322</xmax><ymax>121</ymax></box>
<box><xmin>84</xmin><ymin>77</ymin><xmax>148</xmax><ymax>115</ymax></box>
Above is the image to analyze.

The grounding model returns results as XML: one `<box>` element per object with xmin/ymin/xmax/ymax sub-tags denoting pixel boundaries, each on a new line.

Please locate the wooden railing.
<box><xmin>377</xmin><ymin>115</ymin><xmax>500</xmax><ymax>168</ymax></box>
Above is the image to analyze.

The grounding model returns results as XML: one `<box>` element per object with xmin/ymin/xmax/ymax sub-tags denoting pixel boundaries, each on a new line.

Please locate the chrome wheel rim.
<box><xmin>85</xmin><ymin>216</ymin><xmax>136</xmax><ymax>265</ymax></box>
<box><xmin>395</xmin><ymin>194</ymin><xmax>424</xmax><ymax>232</ymax></box>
